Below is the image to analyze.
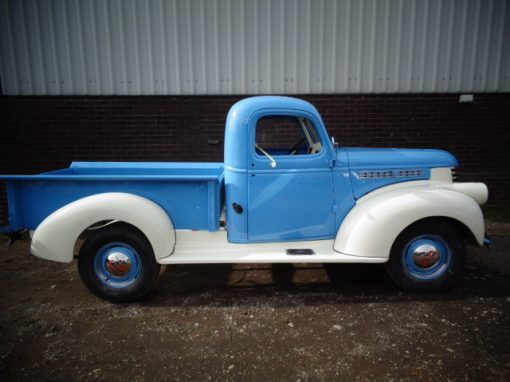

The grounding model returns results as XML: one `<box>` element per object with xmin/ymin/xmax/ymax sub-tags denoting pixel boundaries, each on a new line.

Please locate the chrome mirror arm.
<box><xmin>255</xmin><ymin>144</ymin><xmax>277</xmax><ymax>168</ymax></box>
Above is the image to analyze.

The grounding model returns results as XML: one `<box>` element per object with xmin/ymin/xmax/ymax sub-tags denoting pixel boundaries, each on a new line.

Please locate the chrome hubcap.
<box><xmin>411</xmin><ymin>244</ymin><xmax>440</xmax><ymax>269</ymax></box>
<box><xmin>105</xmin><ymin>252</ymin><xmax>132</xmax><ymax>277</ymax></box>
<box><xmin>403</xmin><ymin>235</ymin><xmax>451</xmax><ymax>280</ymax></box>
<box><xmin>94</xmin><ymin>243</ymin><xmax>142</xmax><ymax>288</ymax></box>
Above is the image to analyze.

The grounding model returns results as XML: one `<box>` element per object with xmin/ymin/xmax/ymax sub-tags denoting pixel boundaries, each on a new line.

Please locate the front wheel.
<box><xmin>385</xmin><ymin>221</ymin><xmax>466</xmax><ymax>292</ymax></box>
<box><xmin>78</xmin><ymin>223</ymin><xmax>160</xmax><ymax>303</ymax></box>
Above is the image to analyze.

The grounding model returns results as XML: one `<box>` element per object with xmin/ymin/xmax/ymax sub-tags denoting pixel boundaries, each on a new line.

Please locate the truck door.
<box><xmin>247</xmin><ymin>113</ymin><xmax>336</xmax><ymax>242</ymax></box>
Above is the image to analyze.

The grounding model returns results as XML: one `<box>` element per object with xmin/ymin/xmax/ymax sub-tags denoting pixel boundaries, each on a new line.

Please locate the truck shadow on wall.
<box><xmin>148</xmin><ymin>259</ymin><xmax>510</xmax><ymax>308</ymax></box>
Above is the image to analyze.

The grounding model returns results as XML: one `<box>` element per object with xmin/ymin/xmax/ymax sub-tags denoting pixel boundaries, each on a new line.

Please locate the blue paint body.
<box><xmin>345</xmin><ymin>147</ymin><xmax>457</xmax><ymax>199</ymax></box>
<box><xmin>224</xmin><ymin>97</ymin><xmax>342</xmax><ymax>243</ymax></box>
<box><xmin>1</xmin><ymin>96</ymin><xmax>459</xmax><ymax>244</ymax></box>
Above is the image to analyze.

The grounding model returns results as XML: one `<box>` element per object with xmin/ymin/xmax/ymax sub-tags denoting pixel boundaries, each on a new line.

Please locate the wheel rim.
<box><xmin>94</xmin><ymin>242</ymin><xmax>142</xmax><ymax>288</ymax></box>
<box><xmin>403</xmin><ymin>235</ymin><xmax>451</xmax><ymax>280</ymax></box>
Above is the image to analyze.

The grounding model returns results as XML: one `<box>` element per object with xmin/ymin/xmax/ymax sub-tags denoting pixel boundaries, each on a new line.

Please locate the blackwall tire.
<box><xmin>78</xmin><ymin>223</ymin><xmax>160</xmax><ymax>303</ymax></box>
<box><xmin>385</xmin><ymin>221</ymin><xmax>466</xmax><ymax>292</ymax></box>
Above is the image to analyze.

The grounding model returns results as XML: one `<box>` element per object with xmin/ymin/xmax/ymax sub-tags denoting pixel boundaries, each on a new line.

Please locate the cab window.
<box><xmin>255</xmin><ymin>116</ymin><xmax>323</xmax><ymax>156</ymax></box>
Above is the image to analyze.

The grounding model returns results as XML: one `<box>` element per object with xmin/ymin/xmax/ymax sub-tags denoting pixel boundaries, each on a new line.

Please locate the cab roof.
<box><xmin>224</xmin><ymin>96</ymin><xmax>322</xmax><ymax>169</ymax></box>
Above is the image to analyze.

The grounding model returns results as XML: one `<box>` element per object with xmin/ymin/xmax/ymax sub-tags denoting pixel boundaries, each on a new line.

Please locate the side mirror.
<box><xmin>331</xmin><ymin>136</ymin><xmax>338</xmax><ymax>147</ymax></box>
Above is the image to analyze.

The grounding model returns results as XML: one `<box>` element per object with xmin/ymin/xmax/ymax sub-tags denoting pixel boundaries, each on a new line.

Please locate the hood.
<box><xmin>344</xmin><ymin>148</ymin><xmax>458</xmax><ymax>169</ymax></box>
<box><xmin>340</xmin><ymin>147</ymin><xmax>458</xmax><ymax>199</ymax></box>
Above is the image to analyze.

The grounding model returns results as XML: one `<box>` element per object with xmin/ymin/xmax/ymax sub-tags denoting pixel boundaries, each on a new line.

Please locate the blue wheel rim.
<box><xmin>93</xmin><ymin>242</ymin><xmax>142</xmax><ymax>288</ymax></box>
<box><xmin>402</xmin><ymin>235</ymin><xmax>451</xmax><ymax>280</ymax></box>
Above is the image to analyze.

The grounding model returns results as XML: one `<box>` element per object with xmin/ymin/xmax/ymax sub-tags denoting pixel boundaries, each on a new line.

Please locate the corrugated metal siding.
<box><xmin>0</xmin><ymin>0</ymin><xmax>509</xmax><ymax>95</ymax></box>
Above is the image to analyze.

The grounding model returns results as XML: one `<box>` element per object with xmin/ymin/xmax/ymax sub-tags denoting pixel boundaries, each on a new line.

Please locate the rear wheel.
<box><xmin>385</xmin><ymin>221</ymin><xmax>466</xmax><ymax>292</ymax></box>
<box><xmin>78</xmin><ymin>223</ymin><xmax>160</xmax><ymax>303</ymax></box>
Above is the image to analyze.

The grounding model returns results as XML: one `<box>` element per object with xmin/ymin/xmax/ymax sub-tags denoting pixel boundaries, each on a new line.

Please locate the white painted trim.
<box><xmin>358</xmin><ymin>168</ymin><xmax>487</xmax><ymax>206</ymax></box>
<box><xmin>158</xmin><ymin>230</ymin><xmax>386</xmax><ymax>265</ymax></box>
<box><xmin>430</xmin><ymin>167</ymin><xmax>453</xmax><ymax>182</ymax></box>
<box><xmin>334</xmin><ymin>185</ymin><xmax>486</xmax><ymax>259</ymax></box>
<box><xmin>437</xmin><ymin>183</ymin><xmax>488</xmax><ymax>205</ymax></box>
<box><xmin>30</xmin><ymin>193</ymin><xmax>175</xmax><ymax>263</ymax></box>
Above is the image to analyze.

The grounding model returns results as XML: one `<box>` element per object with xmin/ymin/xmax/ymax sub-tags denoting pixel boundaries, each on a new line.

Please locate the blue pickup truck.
<box><xmin>0</xmin><ymin>96</ymin><xmax>489</xmax><ymax>302</ymax></box>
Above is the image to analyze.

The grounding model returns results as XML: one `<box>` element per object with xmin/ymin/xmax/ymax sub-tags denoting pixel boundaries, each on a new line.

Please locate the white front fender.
<box><xmin>31</xmin><ymin>193</ymin><xmax>175</xmax><ymax>263</ymax></box>
<box><xmin>334</xmin><ymin>186</ymin><xmax>485</xmax><ymax>259</ymax></box>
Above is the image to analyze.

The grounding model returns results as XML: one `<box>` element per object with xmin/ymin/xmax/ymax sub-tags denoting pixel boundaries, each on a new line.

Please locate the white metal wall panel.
<box><xmin>0</xmin><ymin>0</ymin><xmax>508</xmax><ymax>95</ymax></box>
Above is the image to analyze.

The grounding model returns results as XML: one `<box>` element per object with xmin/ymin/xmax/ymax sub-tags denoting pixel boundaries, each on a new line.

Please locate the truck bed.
<box><xmin>0</xmin><ymin>162</ymin><xmax>225</xmax><ymax>233</ymax></box>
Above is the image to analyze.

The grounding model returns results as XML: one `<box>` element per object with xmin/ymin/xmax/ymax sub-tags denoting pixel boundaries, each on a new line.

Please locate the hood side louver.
<box><xmin>358</xmin><ymin>169</ymin><xmax>424</xmax><ymax>179</ymax></box>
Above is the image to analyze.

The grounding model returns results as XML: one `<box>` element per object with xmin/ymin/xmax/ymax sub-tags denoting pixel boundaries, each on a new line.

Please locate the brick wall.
<box><xmin>1</xmin><ymin>94</ymin><xmax>509</xmax><ymax>224</ymax></box>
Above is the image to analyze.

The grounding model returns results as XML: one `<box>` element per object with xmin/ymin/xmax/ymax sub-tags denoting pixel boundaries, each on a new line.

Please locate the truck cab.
<box><xmin>224</xmin><ymin>96</ymin><xmax>347</xmax><ymax>243</ymax></box>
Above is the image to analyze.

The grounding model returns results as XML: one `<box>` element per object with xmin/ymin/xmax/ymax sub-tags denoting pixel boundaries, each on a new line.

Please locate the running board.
<box><xmin>158</xmin><ymin>231</ymin><xmax>387</xmax><ymax>265</ymax></box>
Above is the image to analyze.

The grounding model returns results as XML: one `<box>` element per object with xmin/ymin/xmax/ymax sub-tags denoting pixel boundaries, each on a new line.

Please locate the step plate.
<box><xmin>286</xmin><ymin>249</ymin><xmax>315</xmax><ymax>255</ymax></box>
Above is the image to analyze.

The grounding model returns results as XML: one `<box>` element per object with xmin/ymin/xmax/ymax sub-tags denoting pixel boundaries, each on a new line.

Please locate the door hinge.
<box><xmin>329</xmin><ymin>159</ymin><xmax>336</xmax><ymax>168</ymax></box>
<box><xmin>331</xmin><ymin>204</ymin><xmax>338</xmax><ymax>213</ymax></box>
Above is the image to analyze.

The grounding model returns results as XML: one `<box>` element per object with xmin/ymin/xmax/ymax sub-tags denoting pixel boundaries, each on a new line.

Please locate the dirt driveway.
<box><xmin>1</xmin><ymin>223</ymin><xmax>509</xmax><ymax>381</ymax></box>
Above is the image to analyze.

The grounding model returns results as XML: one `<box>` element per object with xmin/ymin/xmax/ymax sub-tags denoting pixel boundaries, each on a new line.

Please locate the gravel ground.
<box><xmin>1</xmin><ymin>223</ymin><xmax>509</xmax><ymax>381</ymax></box>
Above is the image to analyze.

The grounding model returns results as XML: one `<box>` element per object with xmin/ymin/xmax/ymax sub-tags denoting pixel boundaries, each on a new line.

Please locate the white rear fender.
<box><xmin>31</xmin><ymin>193</ymin><xmax>175</xmax><ymax>263</ymax></box>
<box><xmin>334</xmin><ymin>186</ymin><xmax>485</xmax><ymax>259</ymax></box>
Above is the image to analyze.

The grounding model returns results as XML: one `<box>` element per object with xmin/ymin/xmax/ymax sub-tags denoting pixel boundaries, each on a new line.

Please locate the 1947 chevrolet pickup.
<box><xmin>0</xmin><ymin>96</ymin><xmax>490</xmax><ymax>302</ymax></box>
